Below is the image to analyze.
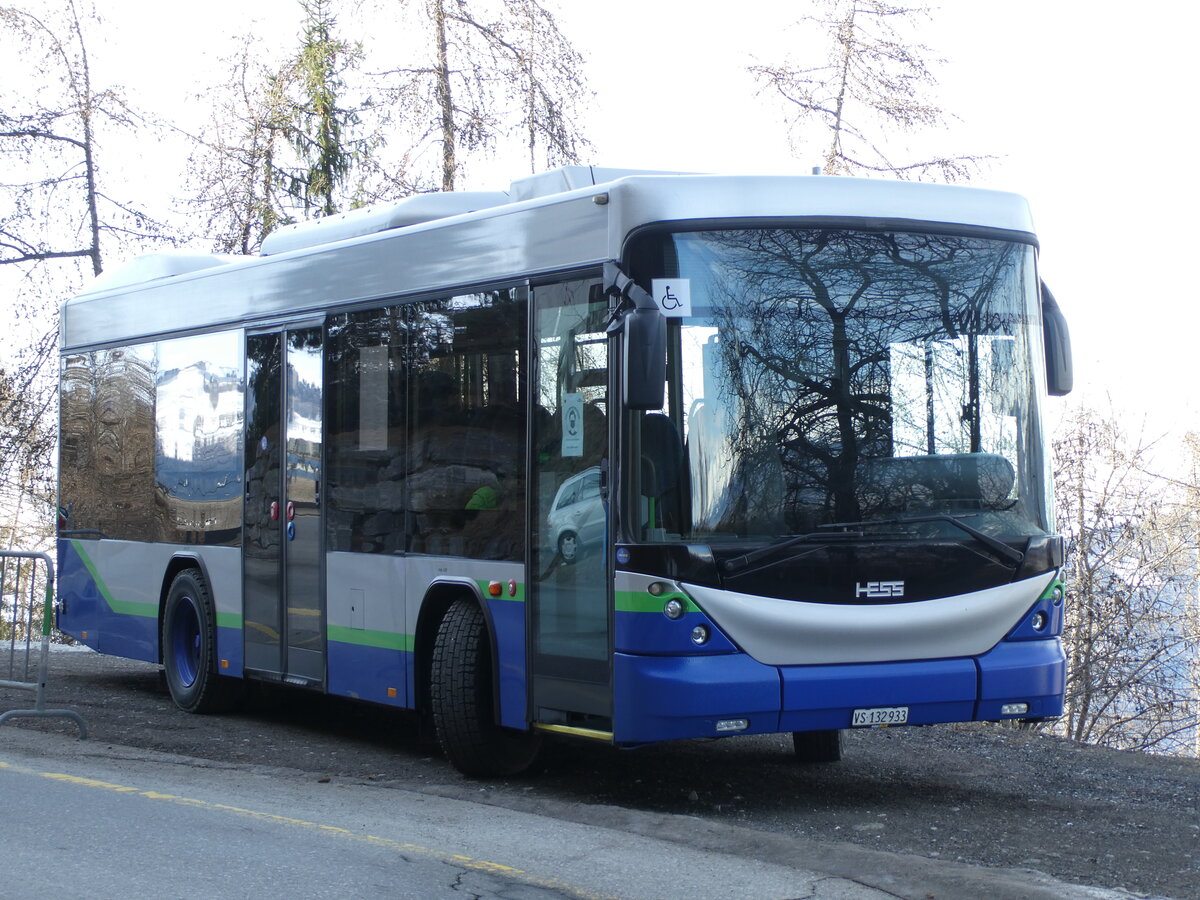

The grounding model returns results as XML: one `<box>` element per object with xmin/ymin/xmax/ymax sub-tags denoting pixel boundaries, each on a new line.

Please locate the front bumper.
<box><xmin>612</xmin><ymin>638</ymin><xmax>1065</xmax><ymax>745</ymax></box>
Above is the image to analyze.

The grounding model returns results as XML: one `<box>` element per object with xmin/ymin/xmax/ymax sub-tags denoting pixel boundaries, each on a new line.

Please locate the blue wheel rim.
<box><xmin>171</xmin><ymin>595</ymin><xmax>202</xmax><ymax>688</ymax></box>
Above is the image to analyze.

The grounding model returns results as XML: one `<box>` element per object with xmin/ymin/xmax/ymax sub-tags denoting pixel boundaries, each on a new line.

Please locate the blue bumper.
<box><xmin>612</xmin><ymin>638</ymin><xmax>1065</xmax><ymax>745</ymax></box>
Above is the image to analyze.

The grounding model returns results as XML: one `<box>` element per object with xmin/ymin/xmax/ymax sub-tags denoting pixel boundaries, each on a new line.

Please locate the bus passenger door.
<box><xmin>243</xmin><ymin>326</ymin><xmax>327</xmax><ymax>686</ymax></box>
<box><xmin>529</xmin><ymin>278</ymin><xmax>612</xmax><ymax>730</ymax></box>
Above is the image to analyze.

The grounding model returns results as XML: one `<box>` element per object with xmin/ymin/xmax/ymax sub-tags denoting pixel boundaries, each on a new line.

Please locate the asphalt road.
<box><xmin>3</xmin><ymin>648</ymin><xmax>1198</xmax><ymax>899</ymax></box>
<box><xmin>2</xmin><ymin>727</ymin><xmax>892</xmax><ymax>900</ymax></box>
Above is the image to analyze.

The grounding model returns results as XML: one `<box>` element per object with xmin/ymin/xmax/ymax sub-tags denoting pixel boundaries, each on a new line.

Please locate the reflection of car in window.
<box><xmin>547</xmin><ymin>466</ymin><xmax>604</xmax><ymax>563</ymax></box>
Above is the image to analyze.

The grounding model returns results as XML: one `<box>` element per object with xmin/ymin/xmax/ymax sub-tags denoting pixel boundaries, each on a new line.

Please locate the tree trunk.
<box><xmin>824</xmin><ymin>3</ymin><xmax>854</xmax><ymax>175</ymax></box>
<box><xmin>431</xmin><ymin>0</ymin><xmax>455</xmax><ymax>191</ymax></box>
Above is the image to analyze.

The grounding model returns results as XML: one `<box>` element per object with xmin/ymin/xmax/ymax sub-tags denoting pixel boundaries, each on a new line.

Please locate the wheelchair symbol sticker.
<box><xmin>651</xmin><ymin>279</ymin><xmax>692</xmax><ymax>318</ymax></box>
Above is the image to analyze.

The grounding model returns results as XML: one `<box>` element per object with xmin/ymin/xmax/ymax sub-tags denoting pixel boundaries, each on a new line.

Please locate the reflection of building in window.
<box><xmin>156</xmin><ymin>363</ymin><xmax>243</xmax><ymax>464</ymax></box>
<box><xmin>61</xmin><ymin>342</ymin><xmax>245</xmax><ymax>544</ymax></box>
<box><xmin>59</xmin><ymin>346</ymin><xmax>158</xmax><ymax>540</ymax></box>
<box><xmin>151</xmin><ymin>334</ymin><xmax>245</xmax><ymax>543</ymax></box>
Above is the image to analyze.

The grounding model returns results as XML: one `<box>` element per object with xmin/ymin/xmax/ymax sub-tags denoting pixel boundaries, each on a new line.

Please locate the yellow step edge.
<box><xmin>532</xmin><ymin>723</ymin><xmax>614</xmax><ymax>742</ymax></box>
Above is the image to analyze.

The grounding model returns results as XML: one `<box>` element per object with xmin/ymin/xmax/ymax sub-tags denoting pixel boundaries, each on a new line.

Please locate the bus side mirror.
<box><xmin>604</xmin><ymin>261</ymin><xmax>666</xmax><ymax>410</ymax></box>
<box><xmin>623</xmin><ymin>307</ymin><xmax>666</xmax><ymax>410</ymax></box>
<box><xmin>1041</xmin><ymin>282</ymin><xmax>1072</xmax><ymax>396</ymax></box>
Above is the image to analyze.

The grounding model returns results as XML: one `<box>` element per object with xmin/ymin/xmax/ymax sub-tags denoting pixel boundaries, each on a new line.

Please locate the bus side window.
<box><xmin>325</xmin><ymin>308</ymin><xmax>408</xmax><ymax>554</ymax></box>
<box><xmin>405</xmin><ymin>291</ymin><xmax>526</xmax><ymax>561</ymax></box>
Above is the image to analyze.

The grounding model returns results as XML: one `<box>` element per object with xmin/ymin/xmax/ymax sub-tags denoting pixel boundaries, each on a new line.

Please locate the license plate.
<box><xmin>852</xmin><ymin>706</ymin><xmax>909</xmax><ymax>727</ymax></box>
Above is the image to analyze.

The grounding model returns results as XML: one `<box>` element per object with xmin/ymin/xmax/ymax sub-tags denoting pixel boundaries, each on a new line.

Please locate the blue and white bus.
<box><xmin>56</xmin><ymin>167</ymin><xmax>1072</xmax><ymax>775</ymax></box>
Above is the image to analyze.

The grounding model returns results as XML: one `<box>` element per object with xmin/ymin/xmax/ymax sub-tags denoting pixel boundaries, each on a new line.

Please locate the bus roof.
<box><xmin>62</xmin><ymin>170</ymin><xmax>1036</xmax><ymax>351</ymax></box>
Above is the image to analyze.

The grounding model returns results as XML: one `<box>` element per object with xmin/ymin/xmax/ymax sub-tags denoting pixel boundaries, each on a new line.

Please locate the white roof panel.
<box><xmin>62</xmin><ymin>172</ymin><xmax>1037</xmax><ymax>351</ymax></box>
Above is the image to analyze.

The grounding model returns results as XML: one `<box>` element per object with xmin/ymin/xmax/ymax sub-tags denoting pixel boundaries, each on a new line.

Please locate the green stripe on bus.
<box><xmin>614</xmin><ymin>590</ymin><xmax>700</xmax><ymax>614</ymax></box>
<box><xmin>70</xmin><ymin>540</ymin><xmax>157</xmax><ymax>619</ymax></box>
<box><xmin>327</xmin><ymin>624</ymin><xmax>414</xmax><ymax>652</ymax></box>
<box><xmin>216</xmin><ymin>612</ymin><xmax>243</xmax><ymax>629</ymax></box>
<box><xmin>1040</xmin><ymin>579</ymin><xmax>1065</xmax><ymax>601</ymax></box>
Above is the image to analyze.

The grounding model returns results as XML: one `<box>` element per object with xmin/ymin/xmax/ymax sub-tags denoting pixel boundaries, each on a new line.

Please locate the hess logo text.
<box><xmin>855</xmin><ymin>580</ymin><xmax>905</xmax><ymax>599</ymax></box>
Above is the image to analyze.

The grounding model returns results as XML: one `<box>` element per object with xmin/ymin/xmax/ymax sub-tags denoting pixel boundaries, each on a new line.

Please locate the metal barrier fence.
<box><xmin>0</xmin><ymin>549</ymin><xmax>88</xmax><ymax>737</ymax></box>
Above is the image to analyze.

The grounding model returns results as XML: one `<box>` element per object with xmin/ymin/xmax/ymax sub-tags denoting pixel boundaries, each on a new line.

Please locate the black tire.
<box><xmin>430</xmin><ymin>598</ymin><xmax>541</xmax><ymax>777</ymax></box>
<box><xmin>793</xmin><ymin>729</ymin><xmax>844</xmax><ymax>763</ymax></box>
<box><xmin>162</xmin><ymin>569</ymin><xmax>241</xmax><ymax>714</ymax></box>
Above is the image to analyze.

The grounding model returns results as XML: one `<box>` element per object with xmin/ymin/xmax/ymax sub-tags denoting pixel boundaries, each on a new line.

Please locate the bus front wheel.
<box><xmin>793</xmin><ymin>729</ymin><xmax>844</xmax><ymax>763</ymax></box>
<box><xmin>162</xmin><ymin>569</ymin><xmax>240</xmax><ymax>714</ymax></box>
<box><xmin>430</xmin><ymin>598</ymin><xmax>541</xmax><ymax>777</ymax></box>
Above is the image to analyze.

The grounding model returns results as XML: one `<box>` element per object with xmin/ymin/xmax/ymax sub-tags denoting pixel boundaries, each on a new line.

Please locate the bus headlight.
<box><xmin>1031</xmin><ymin>611</ymin><xmax>1048</xmax><ymax>631</ymax></box>
<box><xmin>663</xmin><ymin>598</ymin><xmax>685</xmax><ymax>619</ymax></box>
<box><xmin>690</xmin><ymin>625</ymin><xmax>710</xmax><ymax>645</ymax></box>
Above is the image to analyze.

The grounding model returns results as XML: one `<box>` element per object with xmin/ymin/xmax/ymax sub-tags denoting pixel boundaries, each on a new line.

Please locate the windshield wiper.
<box><xmin>818</xmin><ymin>514</ymin><xmax>1025</xmax><ymax>568</ymax></box>
<box><xmin>720</xmin><ymin>529</ymin><xmax>865</xmax><ymax>576</ymax></box>
<box><xmin>720</xmin><ymin>513</ymin><xmax>1024</xmax><ymax>578</ymax></box>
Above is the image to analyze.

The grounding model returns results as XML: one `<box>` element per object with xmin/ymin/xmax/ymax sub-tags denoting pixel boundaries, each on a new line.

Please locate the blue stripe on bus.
<box><xmin>779</xmin><ymin>657</ymin><xmax>978</xmax><ymax>732</ymax></box>
<box><xmin>56</xmin><ymin>539</ymin><xmax>100</xmax><ymax>649</ymax></box>
<box><xmin>613</xmin><ymin>652</ymin><xmax>783</xmax><ymax>742</ymax></box>
<box><xmin>976</xmin><ymin>638</ymin><xmax>1066</xmax><ymax>719</ymax></box>
<box><xmin>216</xmin><ymin>625</ymin><xmax>244</xmax><ymax>678</ymax></box>
<box><xmin>613</xmin><ymin>608</ymin><xmax>737</xmax><ymax>655</ymax></box>
<box><xmin>56</xmin><ymin>540</ymin><xmax>158</xmax><ymax>663</ymax></box>
<box><xmin>487</xmin><ymin>596</ymin><xmax>527</xmax><ymax>730</ymax></box>
<box><xmin>322</xmin><ymin>597</ymin><xmax>528</xmax><ymax>725</ymax></box>
<box><xmin>326</xmin><ymin>639</ymin><xmax>410</xmax><ymax>707</ymax></box>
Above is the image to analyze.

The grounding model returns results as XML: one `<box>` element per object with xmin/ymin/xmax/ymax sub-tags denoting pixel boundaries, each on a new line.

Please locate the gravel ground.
<box><xmin>4</xmin><ymin>648</ymin><xmax>1199</xmax><ymax>899</ymax></box>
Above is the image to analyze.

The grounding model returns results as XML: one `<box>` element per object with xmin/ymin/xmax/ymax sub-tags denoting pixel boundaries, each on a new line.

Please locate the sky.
<box><xmin>19</xmin><ymin>0</ymin><xmax>1200</xmax><ymax>447</ymax></box>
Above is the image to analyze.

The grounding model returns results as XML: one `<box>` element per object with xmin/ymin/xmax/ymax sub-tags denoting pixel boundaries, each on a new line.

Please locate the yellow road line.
<box><xmin>0</xmin><ymin>760</ymin><xmax>617</xmax><ymax>900</ymax></box>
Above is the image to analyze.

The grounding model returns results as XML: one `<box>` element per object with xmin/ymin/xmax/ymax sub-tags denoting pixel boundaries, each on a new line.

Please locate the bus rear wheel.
<box><xmin>793</xmin><ymin>729</ymin><xmax>844</xmax><ymax>763</ymax></box>
<box><xmin>430</xmin><ymin>598</ymin><xmax>541</xmax><ymax>777</ymax></box>
<box><xmin>162</xmin><ymin>569</ymin><xmax>240</xmax><ymax>714</ymax></box>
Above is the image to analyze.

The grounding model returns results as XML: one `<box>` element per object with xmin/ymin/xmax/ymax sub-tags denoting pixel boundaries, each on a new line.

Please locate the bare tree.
<box><xmin>0</xmin><ymin>1</ymin><xmax>160</xmax><ymax>542</ymax></box>
<box><xmin>186</xmin><ymin>0</ymin><xmax>445</xmax><ymax>254</ymax></box>
<box><xmin>1180</xmin><ymin>430</ymin><xmax>1200</xmax><ymax>757</ymax></box>
<box><xmin>181</xmin><ymin>37</ymin><xmax>295</xmax><ymax>254</ymax></box>
<box><xmin>1052</xmin><ymin>403</ymin><xmax>1199</xmax><ymax>755</ymax></box>
<box><xmin>493</xmin><ymin>0</ymin><xmax>590</xmax><ymax>175</ymax></box>
<box><xmin>377</xmin><ymin>0</ymin><xmax>591</xmax><ymax>190</ymax></box>
<box><xmin>750</xmin><ymin>0</ymin><xmax>986</xmax><ymax>181</ymax></box>
<box><xmin>183</xmin><ymin>1</ymin><xmax>386</xmax><ymax>253</ymax></box>
<box><xmin>3</xmin><ymin>2</ymin><xmax>105</xmax><ymax>275</ymax></box>
<box><xmin>0</xmin><ymin>335</ymin><xmax>57</xmax><ymax>546</ymax></box>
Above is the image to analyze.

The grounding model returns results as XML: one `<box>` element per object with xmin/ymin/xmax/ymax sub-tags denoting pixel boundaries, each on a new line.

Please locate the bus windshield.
<box><xmin>630</xmin><ymin>227</ymin><xmax>1051</xmax><ymax>546</ymax></box>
